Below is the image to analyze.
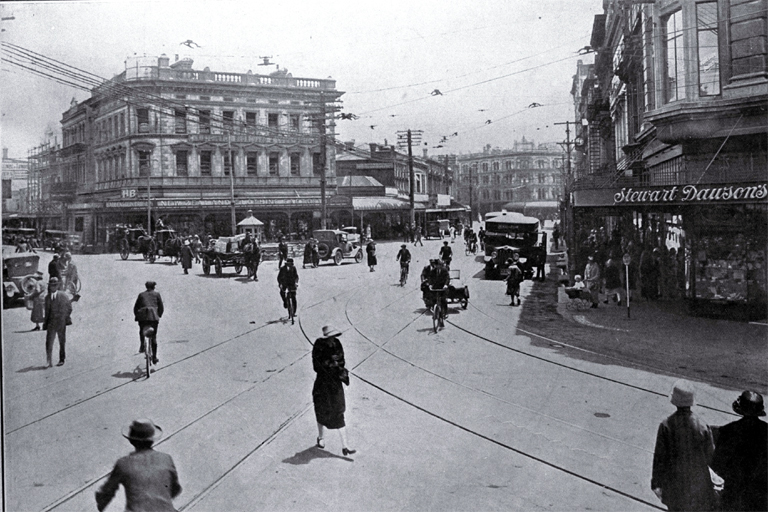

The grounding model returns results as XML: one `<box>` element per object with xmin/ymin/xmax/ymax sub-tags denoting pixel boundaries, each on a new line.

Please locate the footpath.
<box><xmin>516</xmin><ymin>240</ymin><xmax>767</xmax><ymax>395</ymax></box>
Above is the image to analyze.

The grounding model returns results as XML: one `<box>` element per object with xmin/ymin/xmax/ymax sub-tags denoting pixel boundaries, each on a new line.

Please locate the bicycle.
<box><xmin>430</xmin><ymin>287</ymin><xmax>447</xmax><ymax>333</ymax></box>
<box><xmin>142</xmin><ymin>326</ymin><xmax>156</xmax><ymax>378</ymax></box>
<box><xmin>282</xmin><ymin>286</ymin><xmax>297</xmax><ymax>324</ymax></box>
<box><xmin>399</xmin><ymin>263</ymin><xmax>409</xmax><ymax>286</ymax></box>
<box><xmin>465</xmin><ymin>240</ymin><xmax>477</xmax><ymax>256</ymax></box>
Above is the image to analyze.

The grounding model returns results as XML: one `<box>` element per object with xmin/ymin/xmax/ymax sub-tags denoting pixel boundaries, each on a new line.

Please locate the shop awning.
<box><xmin>352</xmin><ymin>197</ymin><xmax>426</xmax><ymax>211</ymax></box>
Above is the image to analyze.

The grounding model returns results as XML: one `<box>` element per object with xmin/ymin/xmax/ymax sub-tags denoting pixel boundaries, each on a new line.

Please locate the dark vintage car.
<box><xmin>42</xmin><ymin>229</ymin><xmax>70</xmax><ymax>251</ymax></box>
<box><xmin>484</xmin><ymin>245</ymin><xmax>535</xmax><ymax>280</ymax></box>
<box><xmin>313</xmin><ymin>230</ymin><xmax>363</xmax><ymax>266</ymax></box>
<box><xmin>3</xmin><ymin>245</ymin><xmax>40</xmax><ymax>308</ymax></box>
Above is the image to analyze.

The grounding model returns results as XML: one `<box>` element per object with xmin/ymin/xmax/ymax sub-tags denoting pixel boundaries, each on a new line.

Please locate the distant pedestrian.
<box><xmin>134</xmin><ymin>281</ymin><xmax>164</xmax><ymax>363</ymax></box>
<box><xmin>43</xmin><ymin>277</ymin><xmax>72</xmax><ymax>368</ymax></box>
<box><xmin>414</xmin><ymin>225</ymin><xmax>423</xmax><ymax>246</ymax></box>
<box><xmin>25</xmin><ymin>271</ymin><xmax>46</xmax><ymax>330</ymax></box>
<box><xmin>95</xmin><ymin>418</ymin><xmax>182</xmax><ymax>512</ymax></box>
<box><xmin>439</xmin><ymin>240</ymin><xmax>452</xmax><ymax>268</ymax></box>
<box><xmin>603</xmin><ymin>257</ymin><xmax>623</xmax><ymax>305</ymax></box>
<box><xmin>278</xmin><ymin>237</ymin><xmax>289</xmax><ymax>268</ymax></box>
<box><xmin>552</xmin><ymin>223</ymin><xmax>560</xmax><ymax>250</ymax></box>
<box><xmin>584</xmin><ymin>254</ymin><xmax>601</xmax><ymax>308</ymax></box>
<box><xmin>651</xmin><ymin>380</ymin><xmax>717</xmax><ymax>511</ymax></box>
<box><xmin>366</xmin><ymin>239</ymin><xmax>377</xmax><ymax>272</ymax></box>
<box><xmin>48</xmin><ymin>253</ymin><xmax>61</xmax><ymax>281</ymax></box>
<box><xmin>711</xmin><ymin>390</ymin><xmax>768</xmax><ymax>511</ymax></box>
<box><xmin>365</xmin><ymin>224</ymin><xmax>371</xmax><ymax>242</ymax></box>
<box><xmin>303</xmin><ymin>240</ymin><xmax>313</xmax><ymax>269</ymax></box>
<box><xmin>532</xmin><ymin>245</ymin><xmax>546</xmax><ymax>281</ymax></box>
<box><xmin>640</xmin><ymin>246</ymin><xmax>659</xmax><ymax>300</ymax></box>
<box><xmin>311</xmin><ymin>239</ymin><xmax>319</xmax><ymax>268</ymax></box>
<box><xmin>180</xmin><ymin>240</ymin><xmax>193</xmax><ymax>274</ymax></box>
<box><xmin>449</xmin><ymin>225</ymin><xmax>455</xmax><ymax>242</ymax></box>
<box><xmin>505</xmin><ymin>259</ymin><xmax>523</xmax><ymax>306</ymax></box>
<box><xmin>192</xmin><ymin>235</ymin><xmax>202</xmax><ymax>264</ymax></box>
<box><xmin>312</xmin><ymin>325</ymin><xmax>355</xmax><ymax>456</ymax></box>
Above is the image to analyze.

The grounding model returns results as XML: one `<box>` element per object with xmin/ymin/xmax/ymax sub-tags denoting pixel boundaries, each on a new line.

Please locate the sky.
<box><xmin>0</xmin><ymin>0</ymin><xmax>601</xmax><ymax>160</ymax></box>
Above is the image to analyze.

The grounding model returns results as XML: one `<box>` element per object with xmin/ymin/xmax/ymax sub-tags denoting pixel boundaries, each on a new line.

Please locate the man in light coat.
<box><xmin>583</xmin><ymin>254</ymin><xmax>601</xmax><ymax>308</ymax></box>
<box><xmin>43</xmin><ymin>277</ymin><xmax>72</xmax><ymax>367</ymax></box>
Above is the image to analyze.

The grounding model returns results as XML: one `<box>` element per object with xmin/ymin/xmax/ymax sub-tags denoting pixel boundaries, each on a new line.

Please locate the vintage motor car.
<box><xmin>341</xmin><ymin>226</ymin><xmax>361</xmax><ymax>244</ymax></box>
<box><xmin>484</xmin><ymin>245</ymin><xmax>535</xmax><ymax>280</ymax></box>
<box><xmin>3</xmin><ymin>245</ymin><xmax>40</xmax><ymax>308</ymax></box>
<box><xmin>313</xmin><ymin>229</ymin><xmax>363</xmax><ymax>266</ymax></box>
<box><xmin>42</xmin><ymin>229</ymin><xmax>70</xmax><ymax>251</ymax></box>
<box><xmin>426</xmin><ymin>220</ymin><xmax>449</xmax><ymax>239</ymax></box>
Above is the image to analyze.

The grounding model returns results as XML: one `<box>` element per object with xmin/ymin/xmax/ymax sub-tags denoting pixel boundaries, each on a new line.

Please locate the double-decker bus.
<box><xmin>483</xmin><ymin>211</ymin><xmax>546</xmax><ymax>279</ymax></box>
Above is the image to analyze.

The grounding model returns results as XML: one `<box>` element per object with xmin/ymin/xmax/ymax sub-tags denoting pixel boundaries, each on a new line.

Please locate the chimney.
<box><xmin>422</xmin><ymin>148</ymin><xmax>428</xmax><ymax>158</ymax></box>
<box><xmin>158</xmin><ymin>54</ymin><xmax>170</xmax><ymax>68</ymax></box>
<box><xmin>2</xmin><ymin>148</ymin><xmax>8</xmax><ymax>160</ymax></box>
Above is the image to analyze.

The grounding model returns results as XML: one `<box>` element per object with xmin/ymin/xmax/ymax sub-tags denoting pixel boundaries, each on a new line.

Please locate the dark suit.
<box><xmin>711</xmin><ymin>416</ymin><xmax>768</xmax><ymax>511</ymax></box>
<box><xmin>48</xmin><ymin>260</ymin><xmax>61</xmax><ymax>280</ymax></box>
<box><xmin>43</xmin><ymin>291</ymin><xmax>72</xmax><ymax>365</ymax></box>
<box><xmin>134</xmin><ymin>290</ymin><xmax>164</xmax><ymax>355</ymax></box>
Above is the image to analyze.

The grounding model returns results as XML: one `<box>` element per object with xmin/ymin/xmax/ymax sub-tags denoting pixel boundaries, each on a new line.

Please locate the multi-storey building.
<box><xmin>456</xmin><ymin>139</ymin><xmax>564</xmax><ymax>221</ymax></box>
<box><xmin>335</xmin><ymin>143</ymin><xmax>461</xmax><ymax>238</ymax></box>
<box><xmin>59</xmin><ymin>55</ymin><xmax>344</xmax><ymax>247</ymax></box>
<box><xmin>1</xmin><ymin>148</ymin><xmax>29</xmax><ymax>216</ymax></box>
<box><xmin>572</xmin><ymin>0</ymin><xmax>767</xmax><ymax>318</ymax></box>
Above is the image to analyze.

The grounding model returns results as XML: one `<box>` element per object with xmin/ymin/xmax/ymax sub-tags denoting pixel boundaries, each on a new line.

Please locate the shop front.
<box><xmin>573</xmin><ymin>182</ymin><xmax>767</xmax><ymax>320</ymax></box>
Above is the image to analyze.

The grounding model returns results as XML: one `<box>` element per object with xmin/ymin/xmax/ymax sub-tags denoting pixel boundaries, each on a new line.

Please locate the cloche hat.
<box><xmin>122</xmin><ymin>418</ymin><xmax>163</xmax><ymax>442</ymax></box>
<box><xmin>670</xmin><ymin>379</ymin><xmax>696</xmax><ymax>407</ymax></box>
<box><xmin>732</xmin><ymin>390</ymin><xmax>765</xmax><ymax>417</ymax></box>
<box><xmin>321</xmin><ymin>325</ymin><xmax>342</xmax><ymax>338</ymax></box>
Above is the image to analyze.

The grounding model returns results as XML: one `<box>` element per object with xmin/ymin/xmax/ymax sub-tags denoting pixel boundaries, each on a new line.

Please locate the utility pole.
<box><xmin>469</xmin><ymin>162</ymin><xmax>476</xmax><ymax>227</ymax></box>
<box><xmin>554</xmin><ymin>120</ymin><xmax>575</xmax><ymax>282</ymax></box>
<box><xmin>228</xmin><ymin>132</ymin><xmax>236</xmax><ymax>235</ymax></box>
<box><xmin>319</xmin><ymin>91</ymin><xmax>327</xmax><ymax>229</ymax></box>
<box><xmin>396</xmin><ymin>129</ymin><xmax>422</xmax><ymax>231</ymax></box>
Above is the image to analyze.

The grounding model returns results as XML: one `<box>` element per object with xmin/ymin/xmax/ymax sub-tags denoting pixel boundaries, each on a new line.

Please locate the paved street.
<box><xmin>3</xmin><ymin>238</ymin><xmax>765</xmax><ymax>511</ymax></box>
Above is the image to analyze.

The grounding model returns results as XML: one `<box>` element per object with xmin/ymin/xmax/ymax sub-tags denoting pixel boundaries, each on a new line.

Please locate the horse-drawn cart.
<box><xmin>148</xmin><ymin>229</ymin><xmax>181</xmax><ymax>264</ymax></box>
<box><xmin>201</xmin><ymin>234</ymin><xmax>248</xmax><ymax>277</ymax></box>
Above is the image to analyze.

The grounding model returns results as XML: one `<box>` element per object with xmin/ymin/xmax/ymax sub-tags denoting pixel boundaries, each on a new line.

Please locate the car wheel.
<box><xmin>354</xmin><ymin>250</ymin><xmax>363</xmax><ymax>263</ymax></box>
<box><xmin>202</xmin><ymin>257</ymin><xmax>211</xmax><ymax>275</ymax></box>
<box><xmin>333</xmin><ymin>251</ymin><xmax>343</xmax><ymax>266</ymax></box>
<box><xmin>317</xmin><ymin>242</ymin><xmax>330</xmax><ymax>259</ymax></box>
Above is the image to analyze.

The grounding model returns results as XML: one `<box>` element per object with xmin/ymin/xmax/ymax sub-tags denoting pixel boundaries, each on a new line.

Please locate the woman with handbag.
<box><xmin>25</xmin><ymin>271</ymin><xmax>46</xmax><ymax>331</ymax></box>
<box><xmin>312</xmin><ymin>325</ymin><xmax>355</xmax><ymax>456</ymax></box>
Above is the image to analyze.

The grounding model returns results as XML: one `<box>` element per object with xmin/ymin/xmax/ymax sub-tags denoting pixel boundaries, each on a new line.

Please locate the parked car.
<box><xmin>2</xmin><ymin>245</ymin><xmax>40</xmax><ymax>308</ymax></box>
<box><xmin>42</xmin><ymin>229</ymin><xmax>70</xmax><ymax>251</ymax></box>
<box><xmin>313</xmin><ymin>229</ymin><xmax>363</xmax><ymax>266</ymax></box>
<box><xmin>484</xmin><ymin>245</ymin><xmax>534</xmax><ymax>280</ymax></box>
<box><xmin>341</xmin><ymin>226</ymin><xmax>361</xmax><ymax>244</ymax></box>
<box><xmin>426</xmin><ymin>220</ymin><xmax>449</xmax><ymax>239</ymax></box>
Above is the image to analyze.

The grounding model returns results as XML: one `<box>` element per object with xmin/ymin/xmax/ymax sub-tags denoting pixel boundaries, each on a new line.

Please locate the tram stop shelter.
<box><xmin>237</xmin><ymin>210</ymin><xmax>265</xmax><ymax>241</ymax></box>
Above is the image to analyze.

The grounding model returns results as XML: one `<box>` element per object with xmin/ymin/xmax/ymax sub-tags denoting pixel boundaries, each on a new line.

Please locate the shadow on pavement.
<box><xmin>112</xmin><ymin>366</ymin><xmax>146</xmax><ymax>380</ymax></box>
<box><xmin>282</xmin><ymin>446</ymin><xmax>352</xmax><ymax>465</ymax></box>
<box><xmin>17</xmin><ymin>365</ymin><xmax>50</xmax><ymax>373</ymax></box>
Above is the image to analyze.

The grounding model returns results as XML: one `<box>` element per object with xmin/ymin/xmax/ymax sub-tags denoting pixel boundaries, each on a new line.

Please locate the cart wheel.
<box><xmin>149</xmin><ymin>252</ymin><xmax>156</xmax><ymax>263</ymax></box>
<box><xmin>234</xmin><ymin>262</ymin><xmax>243</xmax><ymax>274</ymax></box>
<box><xmin>215</xmin><ymin>257</ymin><xmax>223</xmax><ymax>276</ymax></box>
<box><xmin>333</xmin><ymin>251</ymin><xmax>343</xmax><ymax>266</ymax></box>
<box><xmin>142</xmin><ymin>252</ymin><xmax>149</xmax><ymax>260</ymax></box>
<box><xmin>461</xmin><ymin>298</ymin><xmax>468</xmax><ymax>309</ymax></box>
<box><xmin>202</xmin><ymin>256</ymin><xmax>211</xmax><ymax>275</ymax></box>
<box><xmin>354</xmin><ymin>250</ymin><xmax>363</xmax><ymax>263</ymax></box>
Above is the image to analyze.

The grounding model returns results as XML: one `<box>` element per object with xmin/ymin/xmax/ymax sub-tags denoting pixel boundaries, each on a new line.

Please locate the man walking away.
<box><xmin>180</xmin><ymin>240</ymin><xmax>193</xmax><ymax>274</ymax></box>
<box><xmin>506</xmin><ymin>258</ymin><xmax>524</xmax><ymax>306</ymax></box>
<box><xmin>95</xmin><ymin>419</ymin><xmax>181</xmax><ymax>512</ymax></box>
<box><xmin>43</xmin><ymin>277</ymin><xmax>72</xmax><ymax>368</ymax></box>
<box><xmin>711</xmin><ymin>390</ymin><xmax>768</xmax><ymax>511</ymax></box>
<box><xmin>414</xmin><ymin>225</ymin><xmax>423</xmax><ymax>246</ymax></box>
<box><xmin>651</xmin><ymin>380</ymin><xmax>718</xmax><ymax>511</ymax></box>
<box><xmin>134</xmin><ymin>281</ymin><xmax>163</xmax><ymax>364</ymax></box>
<box><xmin>278</xmin><ymin>237</ymin><xmax>289</xmax><ymax>269</ymax></box>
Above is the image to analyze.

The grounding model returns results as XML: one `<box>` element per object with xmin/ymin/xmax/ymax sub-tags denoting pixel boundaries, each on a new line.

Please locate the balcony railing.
<box><xmin>93</xmin><ymin>175</ymin><xmax>330</xmax><ymax>191</ymax></box>
<box><xmin>109</xmin><ymin>67</ymin><xmax>336</xmax><ymax>90</ymax></box>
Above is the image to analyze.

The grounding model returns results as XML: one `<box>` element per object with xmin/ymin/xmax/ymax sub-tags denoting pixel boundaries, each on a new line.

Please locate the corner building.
<box><xmin>61</xmin><ymin>55</ymin><xmax>344</xmax><ymax>247</ymax></box>
<box><xmin>573</xmin><ymin>0</ymin><xmax>767</xmax><ymax>319</ymax></box>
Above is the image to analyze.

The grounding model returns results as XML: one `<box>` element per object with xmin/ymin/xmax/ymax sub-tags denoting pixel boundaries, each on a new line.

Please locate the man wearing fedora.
<box><xmin>180</xmin><ymin>240</ymin><xmax>193</xmax><ymax>274</ymax></box>
<box><xmin>651</xmin><ymin>380</ymin><xmax>718</xmax><ymax>511</ymax></box>
<box><xmin>95</xmin><ymin>418</ymin><xmax>182</xmax><ymax>512</ymax></box>
<box><xmin>43</xmin><ymin>277</ymin><xmax>72</xmax><ymax>368</ymax></box>
<box><xmin>711</xmin><ymin>390</ymin><xmax>768</xmax><ymax>511</ymax></box>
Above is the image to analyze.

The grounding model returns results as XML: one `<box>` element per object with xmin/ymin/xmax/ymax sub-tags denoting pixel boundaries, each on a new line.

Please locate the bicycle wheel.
<box><xmin>288</xmin><ymin>294</ymin><xmax>296</xmax><ymax>324</ymax></box>
<box><xmin>145</xmin><ymin>339</ymin><xmax>153</xmax><ymax>378</ymax></box>
<box><xmin>432</xmin><ymin>303</ymin><xmax>441</xmax><ymax>333</ymax></box>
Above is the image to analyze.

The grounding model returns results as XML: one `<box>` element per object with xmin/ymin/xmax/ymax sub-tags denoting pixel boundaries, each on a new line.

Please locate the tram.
<box><xmin>483</xmin><ymin>211</ymin><xmax>546</xmax><ymax>279</ymax></box>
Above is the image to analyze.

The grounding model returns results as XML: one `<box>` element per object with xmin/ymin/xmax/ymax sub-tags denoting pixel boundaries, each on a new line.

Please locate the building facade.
<box><xmin>572</xmin><ymin>0</ymin><xmax>767</xmax><ymax>318</ymax></box>
<box><xmin>456</xmin><ymin>139</ymin><xmax>564</xmax><ymax>220</ymax></box>
<box><xmin>56</xmin><ymin>55</ymin><xmax>344</xmax><ymax>247</ymax></box>
<box><xmin>1</xmin><ymin>148</ymin><xmax>29</xmax><ymax>216</ymax></box>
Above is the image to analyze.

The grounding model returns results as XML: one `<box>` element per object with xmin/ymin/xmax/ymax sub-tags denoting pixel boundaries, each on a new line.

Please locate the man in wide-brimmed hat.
<box><xmin>711</xmin><ymin>390</ymin><xmax>768</xmax><ymax>511</ymax></box>
<box><xmin>43</xmin><ymin>277</ymin><xmax>72</xmax><ymax>368</ymax></box>
<box><xmin>651</xmin><ymin>380</ymin><xmax>717</xmax><ymax>511</ymax></box>
<box><xmin>95</xmin><ymin>419</ymin><xmax>182</xmax><ymax>512</ymax></box>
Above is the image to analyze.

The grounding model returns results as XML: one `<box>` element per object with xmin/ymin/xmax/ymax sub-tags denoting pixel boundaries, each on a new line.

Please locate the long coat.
<box><xmin>43</xmin><ymin>291</ymin><xmax>72</xmax><ymax>331</ymax></box>
<box><xmin>180</xmin><ymin>245</ymin><xmax>193</xmax><ymax>270</ymax></box>
<box><xmin>584</xmin><ymin>261</ymin><xmax>601</xmax><ymax>303</ymax></box>
<box><xmin>27</xmin><ymin>279</ymin><xmax>47</xmax><ymax>324</ymax></box>
<box><xmin>651</xmin><ymin>408</ymin><xmax>717</xmax><ymax>511</ymax></box>
<box><xmin>366</xmin><ymin>242</ymin><xmax>377</xmax><ymax>266</ymax></box>
<box><xmin>711</xmin><ymin>416</ymin><xmax>768</xmax><ymax>511</ymax></box>
<box><xmin>95</xmin><ymin>448</ymin><xmax>182</xmax><ymax>512</ymax></box>
<box><xmin>134</xmin><ymin>290</ymin><xmax>164</xmax><ymax>323</ymax></box>
<box><xmin>312</xmin><ymin>336</ymin><xmax>347</xmax><ymax>429</ymax></box>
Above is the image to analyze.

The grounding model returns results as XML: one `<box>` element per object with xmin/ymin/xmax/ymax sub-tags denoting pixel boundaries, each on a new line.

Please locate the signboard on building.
<box><xmin>573</xmin><ymin>182</ymin><xmax>768</xmax><ymax>207</ymax></box>
<box><xmin>436</xmin><ymin>194</ymin><xmax>450</xmax><ymax>206</ymax></box>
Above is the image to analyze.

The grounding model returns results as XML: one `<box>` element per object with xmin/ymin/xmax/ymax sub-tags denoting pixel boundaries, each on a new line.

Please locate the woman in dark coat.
<box><xmin>366</xmin><ymin>240</ymin><xmax>377</xmax><ymax>272</ymax></box>
<box><xmin>312</xmin><ymin>325</ymin><xmax>355</xmax><ymax>456</ymax></box>
<box><xmin>180</xmin><ymin>241</ymin><xmax>193</xmax><ymax>274</ymax></box>
<box><xmin>302</xmin><ymin>240</ymin><xmax>313</xmax><ymax>269</ymax></box>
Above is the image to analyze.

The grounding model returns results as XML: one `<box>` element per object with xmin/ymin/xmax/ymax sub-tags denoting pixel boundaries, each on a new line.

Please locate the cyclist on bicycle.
<box><xmin>396</xmin><ymin>244</ymin><xmax>411</xmax><ymax>283</ymax></box>
<box><xmin>439</xmin><ymin>241</ymin><xmax>453</xmax><ymax>268</ymax></box>
<box><xmin>277</xmin><ymin>257</ymin><xmax>299</xmax><ymax>313</ymax></box>
<box><xmin>466</xmin><ymin>230</ymin><xmax>478</xmax><ymax>254</ymax></box>
<box><xmin>431</xmin><ymin>259</ymin><xmax>451</xmax><ymax>316</ymax></box>
<box><xmin>134</xmin><ymin>281</ymin><xmax>163</xmax><ymax>364</ymax></box>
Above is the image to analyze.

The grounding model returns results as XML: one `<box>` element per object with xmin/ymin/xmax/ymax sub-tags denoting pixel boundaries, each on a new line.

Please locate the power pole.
<box><xmin>228</xmin><ymin>132</ymin><xmax>236</xmax><ymax>235</ymax></box>
<box><xmin>396</xmin><ymin>129</ymin><xmax>422</xmax><ymax>230</ymax></box>
<box><xmin>319</xmin><ymin>91</ymin><xmax>327</xmax><ymax>229</ymax></box>
<box><xmin>554</xmin><ymin>120</ymin><xmax>575</xmax><ymax>281</ymax></box>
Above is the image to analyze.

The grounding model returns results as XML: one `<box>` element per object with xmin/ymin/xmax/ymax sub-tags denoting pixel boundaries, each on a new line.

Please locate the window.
<box><xmin>290</xmin><ymin>153</ymin><xmax>300</xmax><ymax>176</ymax></box>
<box><xmin>493</xmin><ymin>190</ymin><xmax>500</xmax><ymax>201</ymax></box>
<box><xmin>75</xmin><ymin>217</ymin><xmax>84</xmax><ymax>232</ymax></box>
<box><xmin>268</xmin><ymin>113</ymin><xmax>279</xmax><ymax>129</ymax></box>
<box><xmin>538</xmin><ymin>173</ymin><xmax>546</xmax><ymax>184</ymax></box>
<box><xmin>200</xmin><ymin>151</ymin><xmax>212</xmax><ymax>175</ymax></box>
<box><xmin>245</xmin><ymin>112</ymin><xmax>257</xmax><ymax>128</ymax></box>
<box><xmin>247</xmin><ymin>152</ymin><xmax>258</xmax><ymax>175</ymax></box>
<box><xmin>482</xmin><ymin>190</ymin><xmax>490</xmax><ymax>200</ymax></box>
<box><xmin>312</xmin><ymin>153</ymin><xmax>322</xmax><ymax>175</ymax></box>
<box><xmin>289</xmin><ymin>114</ymin><xmax>300</xmax><ymax>131</ymax></box>
<box><xmin>664</xmin><ymin>10</ymin><xmax>686</xmax><ymax>103</ymax></box>
<box><xmin>415</xmin><ymin>173</ymin><xmax>424</xmax><ymax>193</ymax></box>
<box><xmin>120</xmin><ymin>154</ymin><xmax>126</xmax><ymax>178</ymax></box>
<box><xmin>482</xmin><ymin>175</ymin><xmax>489</xmax><ymax>184</ymax></box>
<box><xmin>482</xmin><ymin>162</ymin><xmax>488</xmax><ymax>172</ymax></box>
<box><xmin>697</xmin><ymin>2</ymin><xmax>720</xmax><ymax>96</ymax></box>
<box><xmin>224</xmin><ymin>150</ymin><xmax>234</xmax><ymax>175</ymax></box>
<box><xmin>199</xmin><ymin>110</ymin><xmax>211</xmax><ymax>134</ymax></box>
<box><xmin>223</xmin><ymin>111</ymin><xmax>234</xmax><ymax>133</ymax></box>
<box><xmin>492</xmin><ymin>161</ymin><xmax>499</xmax><ymax>171</ymax></box>
<box><xmin>269</xmin><ymin>152</ymin><xmax>279</xmax><ymax>175</ymax></box>
<box><xmin>138</xmin><ymin>150</ymin><xmax>150</xmax><ymax>177</ymax></box>
<box><xmin>120</xmin><ymin>113</ymin><xmax>125</xmax><ymax>136</ymax></box>
<box><xmin>137</xmin><ymin>108</ymin><xmax>149</xmax><ymax>133</ymax></box>
<box><xmin>176</xmin><ymin>150</ymin><xmax>188</xmax><ymax>176</ymax></box>
<box><xmin>175</xmin><ymin>109</ymin><xmax>187</xmax><ymax>134</ymax></box>
<box><xmin>505</xmin><ymin>160</ymin><xmax>512</xmax><ymax>171</ymax></box>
